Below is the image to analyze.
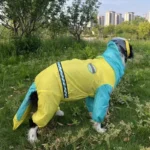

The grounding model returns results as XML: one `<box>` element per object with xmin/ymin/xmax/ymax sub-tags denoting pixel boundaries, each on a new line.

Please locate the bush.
<box><xmin>14</xmin><ymin>36</ymin><xmax>41</xmax><ymax>55</ymax></box>
<box><xmin>0</xmin><ymin>40</ymin><xmax>16</xmax><ymax>62</ymax></box>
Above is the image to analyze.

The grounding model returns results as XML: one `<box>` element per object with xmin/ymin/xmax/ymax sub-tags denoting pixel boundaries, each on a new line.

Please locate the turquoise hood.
<box><xmin>102</xmin><ymin>41</ymin><xmax>125</xmax><ymax>86</ymax></box>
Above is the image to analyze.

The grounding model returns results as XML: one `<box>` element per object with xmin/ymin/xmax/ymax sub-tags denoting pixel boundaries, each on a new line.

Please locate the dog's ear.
<box><xmin>128</xmin><ymin>44</ymin><xmax>134</xmax><ymax>59</ymax></box>
<box><xmin>119</xmin><ymin>45</ymin><xmax>127</xmax><ymax>62</ymax></box>
<box><xmin>29</xmin><ymin>118</ymin><xmax>37</xmax><ymax>128</ymax></box>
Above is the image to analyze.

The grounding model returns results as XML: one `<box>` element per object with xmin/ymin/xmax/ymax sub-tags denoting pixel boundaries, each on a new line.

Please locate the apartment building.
<box><xmin>146</xmin><ymin>12</ymin><xmax>150</xmax><ymax>22</ymax></box>
<box><xmin>124</xmin><ymin>12</ymin><xmax>135</xmax><ymax>21</ymax></box>
<box><xmin>105</xmin><ymin>11</ymin><xmax>115</xmax><ymax>26</ymax></box>
<box><xmin>115</xmin><ymin>13</ymin><xmax>123</xmax><ymax>25</ymax></box>
<box><xmin>98</xmin><ymin>16</ymin><xmax>105</xmax><ymax>26</ymax></box>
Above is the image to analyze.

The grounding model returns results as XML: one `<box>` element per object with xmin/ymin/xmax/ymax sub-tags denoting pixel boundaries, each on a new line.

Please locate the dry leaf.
<box><xmin>123</xmin><ymin>137</ymin><xmax>130</xmax><ymax>142</ymax></box>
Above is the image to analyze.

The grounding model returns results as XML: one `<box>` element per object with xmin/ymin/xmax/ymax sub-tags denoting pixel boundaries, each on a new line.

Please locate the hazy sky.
<box><xmin>99</xmin><ymin>0</ymin><xmax>150</xmax><ymax>17</ymax></box>
<box><xmin>67</xmin><ymin>0</ymin><xmax>150</xmax><ymax>17</ymax></box>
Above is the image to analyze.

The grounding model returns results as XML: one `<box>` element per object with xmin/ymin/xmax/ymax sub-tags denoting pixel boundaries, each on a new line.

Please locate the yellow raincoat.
<box><xmin>13</xmin><ymin>40</ymin><xmax>129</xmax><ymax>129</ymax></box>
<box><xmin>32</xmin><ymin>57</ymin><xmax>115</xmax><ymax>127</ymax></box>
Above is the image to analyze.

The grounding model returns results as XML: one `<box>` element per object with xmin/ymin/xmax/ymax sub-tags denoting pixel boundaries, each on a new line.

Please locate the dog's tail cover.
<box><xmin>13</xmin><ymin>83</ymin><xmax>36</xmax><ymax>130</ymax></box>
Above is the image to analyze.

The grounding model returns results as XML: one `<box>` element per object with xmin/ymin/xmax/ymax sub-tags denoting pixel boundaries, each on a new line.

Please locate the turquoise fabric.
<box><xmin>86</xmin><ymin>97</ymin><xmax>94</xmax><ymax>113</ymax></box>
<box><xmin>16</xmin><ymin>83</ymin><xmax>36</xmax><ymax>121</ymax></box>
<box><xmin>86</xmin><ymin>41</ymin><xmax>125</xmax><ymax>123</ymax></box>
<box><xmin>86</xmin><ymin>85</ymin><xmax>112</xmax><ymax>122</ymax></box>
<box><xmin>102</xmin><ymin>41</ymin><xmax>125</xmax><ymax>86</ymax></box>
<box><xmin>92</xmin><ymin>84</ymin><xmax>112</xmax><ymax>122</ymax></box>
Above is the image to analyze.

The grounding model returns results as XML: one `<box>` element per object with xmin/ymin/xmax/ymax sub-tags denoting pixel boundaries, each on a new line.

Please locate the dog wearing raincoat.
<box><xmin>13</xmin><ymin>37</ymin><xmax>134</xmax><ymax>143</ymax></box>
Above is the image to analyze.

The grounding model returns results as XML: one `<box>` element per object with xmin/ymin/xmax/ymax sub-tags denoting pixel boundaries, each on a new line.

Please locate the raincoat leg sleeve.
<box><xmin>86</xmin><ymin>97</ymin><xmax>94</xmax><ymax>113</ymax></box>
<box><xmin>92</xmin><ymin>84</ymin><xmax>113</xmax><ymax>123</ymax></box>
<box><xmin>32</xmin><ymin>92</ymin><xmax>61</xmax><ymax>128</ymax></box>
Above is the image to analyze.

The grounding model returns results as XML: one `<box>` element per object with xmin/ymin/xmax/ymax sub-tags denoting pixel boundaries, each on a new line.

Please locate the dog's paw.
<box><xmin>28</xmin><ymin>126</ymin><xmax>38</xmax><ymax>144</ymax></box>
<box><xmin>55</xmin><ymin>110</ymin><xmax>64</xmax><ymax>116</ymax></box>
<box><xmin>93</xmin><ymin>122</ymin><xmax>107</xmax><ymax>133</ymax></box>
<box><xmin>95</xmin><ymin>127</ymin><xmax>107</xmax><ymax>133</ymax></box>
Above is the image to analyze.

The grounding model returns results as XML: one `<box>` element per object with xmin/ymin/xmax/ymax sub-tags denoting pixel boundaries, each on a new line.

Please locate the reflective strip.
<box><xmin>56</xmin><ymin>62</ymin><xmax>68</xmax><ymax>98</ymax></box>
<box><xmin>125</xmin><ymin>40</ymin><xmax>130</xmax><ymax>57</ymax></box>
<box><xmin>88</xmin><ymin>63</ymin><xmax>96</xmax><ymax>74</ymax></box>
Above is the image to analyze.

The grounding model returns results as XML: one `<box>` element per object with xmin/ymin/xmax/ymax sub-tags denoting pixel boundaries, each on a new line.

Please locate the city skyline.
<box><xmin>99</xmin><ymin>0</ymin><xmax>150</xmax><ymax>17</ymax></box>
<box><xmin>98</xmin><ymin>11</ymin><xmax>137</xmax><ymax>26</ymax></box>
<box><xmin>67</xmin><ymin>0</ymin><xmax>150</xmax><ymax>18</ymax></box>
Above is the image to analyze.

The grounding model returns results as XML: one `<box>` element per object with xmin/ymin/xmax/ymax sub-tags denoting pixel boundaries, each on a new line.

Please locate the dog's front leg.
<box><xmin>92</xmin><ymin>121</ymin><xmax>106</xmax><ymax>133</ymax></box>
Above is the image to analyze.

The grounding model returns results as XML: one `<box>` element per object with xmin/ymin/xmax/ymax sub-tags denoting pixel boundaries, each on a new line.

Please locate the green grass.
<box><xmin>0</xmin><ymin>38</ymin><xmax>150</xmax><ymax>150</ymax></box>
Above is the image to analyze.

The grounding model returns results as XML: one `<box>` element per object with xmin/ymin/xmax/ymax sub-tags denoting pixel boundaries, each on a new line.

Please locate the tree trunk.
<box><xmin>13</xmin><ymin>27</ymin><xmax>18</xmax><ymax>37</ymax></box>
<box><xmin>76</xmin><ymin>33</ymin><xmax>81</xmax><ymax>41</ymax></box>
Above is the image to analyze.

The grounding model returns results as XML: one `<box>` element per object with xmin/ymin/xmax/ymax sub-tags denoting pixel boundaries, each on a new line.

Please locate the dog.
<box><xmin>13</xmin><ymin>37</ymin><xmax>134</xmax><ymax>143</ymax></box>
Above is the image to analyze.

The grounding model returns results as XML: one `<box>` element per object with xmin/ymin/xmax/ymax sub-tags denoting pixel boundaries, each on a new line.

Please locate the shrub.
<box><xmin>14</xmin><ymin>36</ymin><xmax>41</xmax><ymax>55</ymax></box>
<box><xmin>0</xmin><ymin>40</ymin><xmax>16</xmax><ymax>62</ymax></box>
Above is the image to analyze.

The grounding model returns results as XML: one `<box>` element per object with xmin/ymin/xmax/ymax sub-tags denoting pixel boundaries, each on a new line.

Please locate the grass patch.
<box><xmin>0</xmin><ymin>38</ymin><xmax>150</xmax><ymax>149</ymax></box>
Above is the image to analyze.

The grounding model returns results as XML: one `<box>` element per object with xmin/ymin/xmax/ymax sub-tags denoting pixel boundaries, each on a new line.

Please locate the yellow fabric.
<box><xmin>32</xmin><ymin>57</ymin><xmax>116</xmax><ymax>127</ymax></box>
<box><xmin>61</xmin><ymin>58</ymin><xmax>115</xmax><ymax>99</ymax></box>
<box><xmin>33</xmin><ymin>64</ymin><xmax>62</xmax><ymax>127</ymax></box>
<box><xmin>125</xmin><ymin>40</ymin><xmax>130</xmax><ymax>57</ymax></box>
<box><xmin>13</xmin><ymin>105</ymin><xmax>31</xmax><ymax>130</ymax></box>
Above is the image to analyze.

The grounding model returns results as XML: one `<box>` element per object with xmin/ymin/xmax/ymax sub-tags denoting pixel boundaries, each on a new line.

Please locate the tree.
<box><xmin>48</xmin><ymin>18</ymin><xmax>68</xmax><ymax>38</ymax></box>
<box><xmin>103</xmin><ymin>25</ymin><xmax>115</xmax><ymax>38</ymax></box>
<box><xmin>132</xmin><ymin>16</ymin><xmax>147</xmax><ymax>25</ymax></box>
<box><xmin>64</xmin><ymin>0</ymin><xmax>101</xmax><ymax>41</ymax></box>
<box><xmin>47</xmin><ymin>10</ymin><xmax>69</xmax><ymax>39</ymax></box>
<box><xmin>0</xmin><ymin>0</ymin><xmax>66</xmax><ymax>38</ymax></box>
<box><xmin>138</xmin><ymin>22</ymin><xmax>150</xmax><ymax>39</ymax></box>
<box><xmin>114</xmin><ymin>22</ymin><xmax>138</xmax><ymax>39</ymax></box>
<box><xmin>92</xmin><ymin>24</ymin><xmax>104</xmax><ymax>39</ymax></box>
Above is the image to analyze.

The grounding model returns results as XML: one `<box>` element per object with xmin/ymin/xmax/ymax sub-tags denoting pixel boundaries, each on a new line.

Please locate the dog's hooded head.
<box><xmin>110</xmin><ymin>37</ymin><xmax>134</xmax><ymax>63</ymax></box>
<box><xmin>102</xmin><ymin>37</ymin><xmax>134</xmax><ymax>85</ymax></box>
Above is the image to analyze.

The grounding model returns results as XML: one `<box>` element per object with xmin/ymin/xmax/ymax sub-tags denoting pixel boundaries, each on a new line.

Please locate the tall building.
<box><xmin>105</xmin><ymin>11</ymin><xmax>115</xmax><ymax>26</ymax></box>
<box><xmin>144</xmin><ymin>13</ymin><xmax>148</xmax><ymax>21</ymax></box>
<box><xmin>124</xmin><ymin>12</ymin><xmax>135</xmax><ymax>21</ymax></box>
<box><xmin>98</xmin><ymin>16</ymin><xmax>105</xmax><ymax>26</ymax></box>
<box><xmin>146</xmin><ymin>12</ymin><xmax>150</xmax><ymax>22</ymax></box>
<box><xmin>115</xmin><ymin>13</ymin><xmax>123</xmax><ymax>25</ymax></box>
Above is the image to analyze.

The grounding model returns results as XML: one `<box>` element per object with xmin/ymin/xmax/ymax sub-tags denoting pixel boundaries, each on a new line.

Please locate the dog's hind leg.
<box><xmin>28</xmin><ymin>126</ymin><xmax>38</xmax><ymax>144</ymax></box>
<box><xmin>28</xmin><ymin>118</ymin><xmax>38</xmax><ymax>144</ymax></box>
<box><xmin>55</xmin><ymin>109</ymin><xmax>64</xmax><ymax>116</ymax></box>
<box><xmin>32</xmin><ymin>92</ymin><xmax>62</xmax><ymax>127</ymax></box>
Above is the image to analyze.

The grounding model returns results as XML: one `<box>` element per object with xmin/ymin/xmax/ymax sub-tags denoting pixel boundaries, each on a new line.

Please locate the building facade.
<box><xmin>146</xmin><ymin>12</ymin><xmax>150</xmax><ymax>22</ymax></box>
<box><xmin>115</xmin><ymin>13</ymin><xmax>123</xmax><ymax>25</ymax></box>
<box><xmin>98</xmin><ymin>16</ymin><xmax>105</xmax><ymax>26</ymax></box>
<box><xmin>105</xmin><ymin>11</ymin><xmax>115</xmax><ymax>26</ymax></box>
<box><xmin>124</xmin><ymin>12</ymin><xmax>135</xmax><ymax>21</ymax></box>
